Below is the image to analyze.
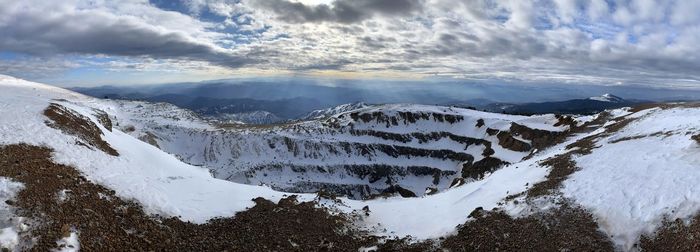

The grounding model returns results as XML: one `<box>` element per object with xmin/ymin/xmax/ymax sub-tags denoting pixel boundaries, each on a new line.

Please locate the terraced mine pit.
<box><xmin>114</xmin><ymin>103</ymin><xmax>574</xmax><ymax>199</ymax></box>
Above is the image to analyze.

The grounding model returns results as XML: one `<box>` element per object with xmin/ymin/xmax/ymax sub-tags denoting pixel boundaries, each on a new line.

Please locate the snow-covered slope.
<box><xmin>0</xmin><ymin>75</ymin><xmax>308</xmax><ymax>224</ymax></box>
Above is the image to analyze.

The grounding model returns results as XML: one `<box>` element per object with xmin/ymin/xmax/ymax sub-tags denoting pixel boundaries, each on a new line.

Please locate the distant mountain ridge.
<box><xmin>478</xmin><ymin>93</ymin><xmax>647</xmax><ymax>115</ymax></box>
<box><xmin>205</xmin><ymin>111</ymin><xmax>284</xmax><ymax>125</ymax></box>
<box><xmin>301</xmin><ymin>102</ymin><xmax>369</xmax><ymax>120</ymax></box>
<box><xmin>588</xmin><ymin>93</ymin><xmax>624</xmax><ymax>103</ymax></box>
<box><xmin>73</xmin><ymin>83</ymin><xmax>651</xmax><ymax>123</ymax></box>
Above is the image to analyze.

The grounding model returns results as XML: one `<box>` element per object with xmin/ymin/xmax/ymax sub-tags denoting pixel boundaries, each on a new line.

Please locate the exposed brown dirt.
<box><xmin>526</xmin><ymin>153</ymin><xmax>578</xmax><ymax>199</ymax></box>
<box><xmin>510</xmin><ymin>123</ymin><xmax>569</xmax><ymax>149</ymax></box>
<box><xmin>475</xmin><ymin>118</ymin><xmax>484</xmax><ymax>128</ymax></box>
<box><xmin>92</xmin><ymin>109</ymin><xmax>112</xmax><ymax>132</ymax></box>
<box><xmin>485</xmin><ymin>128</ymin><xmax>499</xmax><ymax>136</ymax></box>
<box><xmin>43</xmin><ymin>103</ymin><xmax>119</xmax><ymax>156</ymax></box>
<box><xmin>640</xmin><ymin>215</ymin><xmax>700</xmax><ymax>251</ymax></box>
<box><xmin>496</xmin><ymin>131</ymin><xmax>532</xmax><ymax>152</ymax></box>
<box><xmin>163</xmin><ymin>196</ymin><xmax>375</xmax><ymax>252</ymax></box>
<box><xmin>367</xmin><ymin>185</ymin><xmax>417</xmax><ymax>199</ymax></box>
<box><xmin>581</xmin><ymin>111</ymin><xmax>611</xmax><ymax>128</ymax></box>
<box><xmin>138</xmin><ymin>132</ymin><xmax>161</xmax><ymax>148</ymax></box>
<box><xmin>440</xmin><ymin>204</ymin><xmax>614</xmax><ymax>251</ymax></box>
<box><xmin>461</xmin><ymin>157</ymin><xmax>507</xmax><ymax>180</ymax></box>
<box><xmin>554</xmin><ymin>114</ymin><xmax>577</xmax><ymax>128</ymax></box>
<box><xmin>565</xmin><ymin>133</ymin><xmax>601</xmax><ymax>155</ymax></box>
<box><xmin>0</xmin><ymin>144</ymin><xmax>374</xmax><ymax>251</ymax></box>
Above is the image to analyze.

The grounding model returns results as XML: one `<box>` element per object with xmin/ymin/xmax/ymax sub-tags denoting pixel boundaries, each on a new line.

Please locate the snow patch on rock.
<box><xmin>0</xmin><ymin>177</ymin><xmax>25</xmax><ymax>251</ymax></box>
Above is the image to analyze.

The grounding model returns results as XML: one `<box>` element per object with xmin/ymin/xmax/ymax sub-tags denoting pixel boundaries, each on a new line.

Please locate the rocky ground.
<box><xmin>43</xmin><ymin>103</ymin><xmax>119</xmax><ymax>156</ymax></box>
<box><xmin>0</xmin><ymin>144</ymin><xmax>374</xmax><ymax>251</ymax></box>
<box><xmin>640</xmin><ymin>215</ymin><xmax>700</xmax><ymax>251</ymax></box>
<box><xmin>441</xmin><ymin>205</ymin><xmax>614</xmax><ymax>251</ymax></box>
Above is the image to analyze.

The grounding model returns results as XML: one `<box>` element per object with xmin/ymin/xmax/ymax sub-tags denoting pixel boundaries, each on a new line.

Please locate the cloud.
<box><xmin>0</xmin><ymin>1</ymin><xmax>251</xmax><ymax>68</ymax></box>
<box><xmin>250</xmin><ymin>0</ymin><xmax>422</xmax><ymax>23</ymax></box>
<box><xmin>0</xmin><ymin>56</ymin><xmax>80</xmax><ymax>79</ymax></box>
<box><xmin>3</xmin><ymin>0</ymin><xmax>700</xmax><ymax>89</ymax></box>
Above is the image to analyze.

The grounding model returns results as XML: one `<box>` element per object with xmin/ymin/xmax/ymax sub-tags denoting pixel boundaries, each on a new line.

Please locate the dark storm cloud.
<box><xmin>252</xmin><ymin>0</ymin><xmax>423</xmax><ymax>23</ymax></box>
<box><xmin>0</xmin><ymin>5</ymin><xmax>251</xmax><ymax>68</ymax></box>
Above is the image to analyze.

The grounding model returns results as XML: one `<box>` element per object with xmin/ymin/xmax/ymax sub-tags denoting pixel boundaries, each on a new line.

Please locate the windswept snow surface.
<box><xmin>563</xmin><ymin>107</ymin><xmax>700</xmax><ymax>250</ymax></box>
<box><xmin>0</xmin><ymin>75</ymin><xmax>309</xmax><ymax>223</ymax></box>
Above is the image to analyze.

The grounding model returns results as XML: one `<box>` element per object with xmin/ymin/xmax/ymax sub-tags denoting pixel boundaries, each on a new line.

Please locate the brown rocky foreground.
<box><xmin>0</xmin><ymin>143</ymin><xmax>624</xmax><ymax>251</ymax></box>
<box><xmin>0</xmin><ymin>144</ymin><xmax>374</xmax><ymax>251</ymax></box>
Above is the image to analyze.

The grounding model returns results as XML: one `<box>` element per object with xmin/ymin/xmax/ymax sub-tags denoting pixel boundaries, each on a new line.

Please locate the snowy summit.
<box><xmin>589</xmin><ymin>93</ymin><xmax>625</xmax><ymax>103</ymax></box>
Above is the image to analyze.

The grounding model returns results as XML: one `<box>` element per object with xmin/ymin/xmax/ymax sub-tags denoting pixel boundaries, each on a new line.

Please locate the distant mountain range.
<box><xmin>300</xmin><ymin>102</ymin><xmax>369</xmax><ymax>120</ymax></box>
<box><xmin>76</xmin><ymin>92</ymin><xmax>326</xmax><ymax>123</ymax></box>
<box><xmin>72</xmin><ymin>82</ymin><xmax>649</xmax><ymax>124</ymax></box>
<box><xmin>476</xmin><ymin>93</ymin><xmax>648</xmax><ymax>115</ymax></box>
<box><xmin>204</xmin><ymin>111</ymin><xmax>283</xmax><ymax>125</ymax></box>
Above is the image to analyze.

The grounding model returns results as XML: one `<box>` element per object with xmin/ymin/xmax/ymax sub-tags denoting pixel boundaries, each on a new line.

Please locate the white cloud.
<box><xmin>587</xmin><ymin>0</ymin><xmax>609</xmax><ymax>21</ymax></box>
<box><xmin>1</xmin><ymin>0</ymin><xmax>700</xmax><ymax>88</ymax></box>
<box><xmin>553</xmin><ymin>0</ymin><xmax>579</xmax><ymax>24</ymax></box>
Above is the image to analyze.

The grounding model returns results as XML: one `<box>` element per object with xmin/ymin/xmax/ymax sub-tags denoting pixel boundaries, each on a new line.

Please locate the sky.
<box><xmin>1</xmin><ymin>0</ymin><xmax>700</xmax><ymax>88</ymax></box>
